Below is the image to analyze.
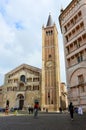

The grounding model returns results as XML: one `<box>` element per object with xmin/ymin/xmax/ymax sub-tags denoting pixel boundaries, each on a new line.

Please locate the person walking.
<box><xmin>78</xmin><ymin>105</ymin><xmax>83</xmax><ymax>115</ymax></box>
<box><xmin>69</xmin><ymin>102</ymin><xmax>74</xmax><ymax>120</ymax></box>
<box><xmin>34</xmin><ymin>102</ymin><xmax>39</xmax><ymax>118</ymax></box>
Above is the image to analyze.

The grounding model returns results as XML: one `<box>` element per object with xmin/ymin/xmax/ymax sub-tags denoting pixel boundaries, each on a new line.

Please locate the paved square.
<box><xmin>0</xmin><ymin>113</ymin><xmax>86</xmax><ymax>130</ymax></box>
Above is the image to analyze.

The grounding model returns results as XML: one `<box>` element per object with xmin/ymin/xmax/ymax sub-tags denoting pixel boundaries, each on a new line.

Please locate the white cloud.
<box><xmin>0</xmin><ymin>0</ymin><xmax>71</xmax><ymax>85</ymax></box>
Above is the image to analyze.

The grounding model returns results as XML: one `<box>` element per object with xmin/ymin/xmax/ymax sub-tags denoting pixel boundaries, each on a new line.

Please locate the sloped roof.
<box><xmin>6</xmin><ymin>64</ymin><xmax>41</xmax><ymax>75</ymax></box>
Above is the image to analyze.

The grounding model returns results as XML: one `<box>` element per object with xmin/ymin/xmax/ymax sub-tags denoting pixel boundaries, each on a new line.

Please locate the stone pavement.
<box><xmin>0</xmin><ymin>112</ymin><xmax>86</xmax><ymax>130</ymax></box>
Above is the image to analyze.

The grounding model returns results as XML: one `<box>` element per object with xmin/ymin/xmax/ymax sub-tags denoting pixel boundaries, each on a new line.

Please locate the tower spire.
<box><xmin>46</xmin><ymin>13</ymin><xmax>54</xmax><ymax>27</ymax></box>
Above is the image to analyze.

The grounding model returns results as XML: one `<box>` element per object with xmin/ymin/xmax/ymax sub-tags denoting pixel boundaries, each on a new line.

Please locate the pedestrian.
<box><xmin>69</xmin><ymin>102</ymin><xmax>74</xmax><ymax>120</ymax></box>
<box><xmin>78</xmin><ymin>105</ymin><xmax>83</xmax><ymax>115</ymax></box>
<box><xmin>28</xmin><ymin>104</ymin><xmax>31</xmax><ymax>114</ymax></box>
<box><xmin>59</xmin><ymin>107</ymin><xmax>62</xmax><ymax>113</ymax></box>
<box><xmin>34</xmin><ymin>102</ymin><xmax>39</xmax><ymax>118</ymax></box>
<box><xmin>31</xmin><ymin>106</ymin><xmax>33</xmax><ymax>114</ymax></box>
<box><xmin>5</xmin><ymin>105</ymin><xmax>9</xmax><ymax>115</ymax></box>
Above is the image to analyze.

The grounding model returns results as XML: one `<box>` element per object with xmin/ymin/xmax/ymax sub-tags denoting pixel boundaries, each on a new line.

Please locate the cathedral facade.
<box><xmin>2</xmin><ymin>64</ymin><xmax>41</xmax><ymax>110</ymax></box>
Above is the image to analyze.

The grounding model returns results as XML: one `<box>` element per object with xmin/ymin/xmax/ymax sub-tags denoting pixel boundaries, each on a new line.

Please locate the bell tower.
<box><xmin>41</xmin><ymin>14</ymin><xmax>61</xmax><ymax>111</ymax></box>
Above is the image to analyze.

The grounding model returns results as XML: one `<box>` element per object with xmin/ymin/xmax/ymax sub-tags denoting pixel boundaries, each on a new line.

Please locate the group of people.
<box><xmin>28</xmin><ymin>102</ymin><xmax>83</xmax><ymax>119</ymax></box>
<box><xmin>69</xmin><ymin>102</ymin><xmax>83</xmax><ymax>120</ymax></box>
<box><xmin>5</xmin><ymin>102</ymin><xmax>83</xmax><ymax>119</ymax></box>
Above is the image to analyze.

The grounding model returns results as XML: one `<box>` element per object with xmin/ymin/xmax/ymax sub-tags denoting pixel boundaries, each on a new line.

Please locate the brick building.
<box><xmin>41</xmin><ymin>14</ymin><xmax>61</xmax><ymax>111</ymax></box>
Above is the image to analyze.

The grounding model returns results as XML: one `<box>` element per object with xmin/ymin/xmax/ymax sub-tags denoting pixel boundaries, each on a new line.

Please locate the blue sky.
<box><xmin>0</xmin><ymin>0</ymin><xmax>71</xmax><ymax>85</ymax></box>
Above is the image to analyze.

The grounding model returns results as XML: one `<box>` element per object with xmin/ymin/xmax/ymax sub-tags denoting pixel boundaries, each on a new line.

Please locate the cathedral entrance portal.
<box><xmin>19</xmin><ymin>99</ymin><xmax>24</xmax><ymax>110</ymax></box>
<box><xmin>17</xmin><ymin>94</ymin><xmax>24</xmax><ymax>110</ymax></box>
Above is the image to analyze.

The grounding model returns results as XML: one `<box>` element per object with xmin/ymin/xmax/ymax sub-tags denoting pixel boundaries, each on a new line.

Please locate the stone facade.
<box><xmin>0</xmin><ymin>63</ymin><xmax>68</xmax><ymax>111</ymax></box>
<box><xmin>0</xmin><ymin>86</ymin><xmax>3</xmax><ymax>107</ymax></box>
<box><xmin>59</xmin><ymin>0</ymin><xmax>86</xmax><ymax>110</ymax></box>
<box><xmin>1</xmin><ymin>64</ymin><xmax>41</xmax><ymax>110</ymax></box>
<box><xmin>60</xmin><ymin>83</ymin><xmax>68</xmax><ymax>110</ymax></box>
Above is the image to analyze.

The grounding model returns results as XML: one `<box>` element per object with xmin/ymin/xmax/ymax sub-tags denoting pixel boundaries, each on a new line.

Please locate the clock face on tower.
<box><xmin>46</xmin><ymin>61</ymin><xmax>53</xmax><ymax>67</ymax></box>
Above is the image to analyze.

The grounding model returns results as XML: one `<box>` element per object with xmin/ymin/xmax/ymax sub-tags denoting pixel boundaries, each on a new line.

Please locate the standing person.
<box><xmin>78</xmin><ymin>105</ymin><xmax>83</xmax><ymax>115</ymax></box>
<box><xmin>28</xmin><ymin>104</ymin><xmax>31</xmax><ymax>114</ymax></box>
<box><xmin>5</xmin><ymin>105</ymin><xmax>9</xmax><ymax>115</ymax></box>
<box><xmin>34</xmin><ymin>102</ymin><xmax>39</xmax><ymax>118</ymax></box>
<box><xmin>69</xmin><ymin>102</ymin><xmax>74</xmax><ymax>120</ymax></box>
<box><xmin>59</xmin><ymin>107</ymin><xmax>62</xmax><ymax>113</ymax></box>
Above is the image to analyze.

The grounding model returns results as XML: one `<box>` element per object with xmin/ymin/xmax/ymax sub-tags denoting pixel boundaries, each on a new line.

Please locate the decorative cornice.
<box><xmin>6</xmin><ymin>64</ymin><xmax>41</xmax><ymax>76</ymax></box>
